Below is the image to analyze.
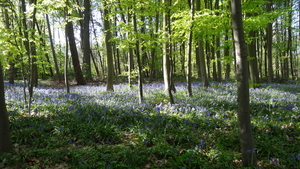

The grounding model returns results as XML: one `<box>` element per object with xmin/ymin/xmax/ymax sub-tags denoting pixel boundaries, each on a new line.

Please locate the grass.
<box><xmin>1</xmin><ymin>81</ymin><xmax>300</xmax><ymax>168</ymax></box>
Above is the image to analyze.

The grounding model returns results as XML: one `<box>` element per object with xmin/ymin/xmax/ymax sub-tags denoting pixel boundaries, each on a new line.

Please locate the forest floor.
<box><xmin>1</xmin><ymin>80</ymin><xmax>300</xmax><ymax>168</ymax></box>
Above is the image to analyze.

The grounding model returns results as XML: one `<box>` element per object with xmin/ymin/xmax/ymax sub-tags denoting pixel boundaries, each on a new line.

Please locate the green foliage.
<box><xmin>2</xmin><ymin>82</ymin><xmax>299</xmax><ymax>168</ymax></box>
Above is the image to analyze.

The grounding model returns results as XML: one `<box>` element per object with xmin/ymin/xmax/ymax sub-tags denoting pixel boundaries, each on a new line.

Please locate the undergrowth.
<box><xmin>1</xmin><ymin>82</ymin><xmax>299</xmax><ymax>168</ymax></box>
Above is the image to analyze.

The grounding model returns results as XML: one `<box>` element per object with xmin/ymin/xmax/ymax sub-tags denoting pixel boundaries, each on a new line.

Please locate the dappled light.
<box><xmin>1</xmin><ymin>82</ymin><xmax>299</xmax><ymax>168</ymax></box>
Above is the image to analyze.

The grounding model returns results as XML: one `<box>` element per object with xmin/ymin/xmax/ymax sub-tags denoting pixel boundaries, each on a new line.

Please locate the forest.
<box><xmin>0</xmin><ymin>0</ymin><xmax>299</xmax><ymax>168</ymax></box>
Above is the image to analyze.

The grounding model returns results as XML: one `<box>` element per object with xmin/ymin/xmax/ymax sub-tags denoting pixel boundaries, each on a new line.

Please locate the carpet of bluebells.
<box><xmin>1</xmin><ymin>81</ymin><xmax>300</xmax><ymax>168</ymax></box>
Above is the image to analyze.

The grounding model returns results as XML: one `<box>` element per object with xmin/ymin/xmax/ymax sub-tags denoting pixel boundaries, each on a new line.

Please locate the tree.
<box><xmin>103</xmin><ymin>0</ymin><xmax>114</xmax><ymax>91</ymax></box>
<box><xmin>65</xmin><ymin>0</ymin><xmax>86</xmax><ymax>85</ymax></box>
<box><xmin>248</xmin><ymin>30</ymin><xmax>261</xmax><ymax>88</ymax></box>
<box><xmin>133</xmin><ymin>8</ymin><xmax>144</xmax><ymax>103</ymax></box>
<box><xmin>82</xmin><ymin>0</ymin><xmax>92</xmax><ymax>80</ymax></box>
<box><xmin>162</xmin><ymin>0</ymin><xmax>174</xmax><ymax>104</ymax></box>
<box><xmin>46</xmin><ymin>14</ymin><xmax>61</xmax><ymax>83</ymax></box>
<box><xmin>66</xmin><ymin>20</ymin><xmax>87</xmax><ymax>85</ymax></box>
<box><xmin>231</xmin><ymin>0</ymin><xmax>257</xmax><ymax>166</ymax></box>
<box><xmin>266</xmin><ymin>0</ymin><xmax>273</xmax><ymax>83</ymax></box>
<box><xmin>0</xmin><ymin>63</ymin><xmax>12</xmax><ymax>153</ymax></box>
<box><xmin>186</xmin><ymin>0</ymin><xmax>194</xmax><ymax>96</ymax></box>
<box><xmin>195</xmin><ymin>0</ymin><xmax>209</xmax><ymax>87</ymax></box>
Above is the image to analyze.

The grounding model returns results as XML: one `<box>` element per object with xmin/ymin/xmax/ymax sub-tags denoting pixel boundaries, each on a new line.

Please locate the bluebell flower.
<box><xmin>270</xmin><ymin>158</ymin><xmax>279</xmax><ymax>165</ymax></box>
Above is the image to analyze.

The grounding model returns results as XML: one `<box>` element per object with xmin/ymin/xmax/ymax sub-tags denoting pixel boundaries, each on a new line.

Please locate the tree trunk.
<box><xmin>46</xmin><ymin>14</ymin><xmax>61</xmax><ymax>83</ymax></box>
<box><xmin>65</xmin><ymin>27</ymin><xmax>70</xmax><ymax>93</ymax></box>
<box><xmin>28</xmin><ymin>0</ymin><xmax>38</xmax><ymax>115</ymax></box>
<box><xmin>90</xmin><ymin>50</ymin><xmax>100</xmax><ymax>77</ymax></box>
<box><xmin>163</xmin><ymin>0</ymin><xmax>174</xmax><ymax>104</ymax></box>
<box><xmin>248</xmin><ymin>30</ymin><xmax>261</xmax><ymax>88</ymax></box>
<box><xmin>186</xmin><ymin>0</ymin><xmax>194</xmax><ymax>97</ymax></box>
<box><xmin>83</xmin><ymin>0</ymin><xmax>92</xmax><ymax>80</ymax></box>
<box><xmin>66</xmin><ymin>21</ymin><xmax>87</xmax><ymax>85</ymax></box>
<box><xmin>215</xmin><ymin>0</ymin><xmax>222</xmax><ymax>82</ymax></box>
<box><xmin>196</xmin><ymin>0</ymin><xmax>209</xmax><ymax>87</ymax></box>
<box><xmin>104</xmin><ymin>1</ymin><xmax>114</xmax><ymax>91</ymax></box>
<box><xmin>0</xmin><ymin>63</ymin><xmax>12</xmax><ymax>153</ymax></box>
<box><xmin>224</xmin><ymin>33</ymin><xmax>231</xmax><ymax>79</ymax></box>
<box><xmin>231</xmin><ymin>0</ymin><xmax>257</xmax><ymax>166</ymax></box>
<box><xmin>287</xmin><ymin>0</ymin><xmax>294</xmax><ymax>79</ymax></box>
<box><xmin>4</xmin><ymin>7</ymin><xmax>15</xmax><ymax>84</ymax></box>
<box><xmin>266</xmin><ymin>0</ymin><xmax>273</xmax><ymax>83</ymax></box>
<box><xmin>133</xmin><ymin>11</ymin><xmax>144</xmax><ymax>103</ymax></box>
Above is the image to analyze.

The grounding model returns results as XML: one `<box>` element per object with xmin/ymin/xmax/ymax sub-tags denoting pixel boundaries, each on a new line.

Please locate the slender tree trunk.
<box><xmin>231</xmin><ymin>0</ymin><xmax>257</xmax><ymax>166</ymax></box>
<box><xmin>65</xmin><ymin>27</ymin><xmax>70</xmax><ymax>93</ymax></box>
<box><xmin>0</xmin><ymin>63</ymin><xmax>12</xmax><ymax>153</ymax></box>
<box><xmin>180</xmin><ymin>42</ymin><xmax>186</xmax><ymax>77</ymax></box>
<box><xmin>196</xmin><ymin>0</ymin><xmax>209</xmax><ymax>87</ymax></box>
<box><xmin>133</xmin><ymin>10</ymin><xmax>144</xmax><ymax>103</ymax></box>
<box><xmin>215</xmin><ymin>0</ymin><xmax>222</xmax><ymax>82</ymax></box>
<box><xmin>224</xmin><ymin>33</ymin><xmax>231</xmax><ymax>79</ymax></box>
<box><xmin>46</xmin><ymin>14</ymin><xmax>61</xmax><ymax>83</ymax></box>
<box><xmin>248</xmin><ymin>30</ymin><xmax>261</xmax><ymax>88</ymax></box>
<box><xmin>186</xmin><ymin>0</ymin><xmax>194</xmax><ymax>96</ymax></box>
<box><xmin>4</xmin><ymin>7</ymin><xmax>15</xmax><ymax>84</ymax></box>
<box><xmin>287</xmin><ymin>0</ymin><xmax>294</xmax><ymax>79</ymax></box>
<box><xmin>28</xmin><ymin>0</ymin><xmax>38</xmax><ymax>115</ymax></box>
<box><xmin>126</xmin><ymin>6</ymin><xmax>134</xmax><ymax>86</ymax></box>
<box><xmin>90</xmin><ymin>50</ymin><xmax>100</xmax><ymax>77</ymax></box>
<box><xmin>91</xmin><ymin>18</ymin><xmax>106</xmax><ymax>77</ymax></box>
<box><xmin>206</xmin><ymin>41</ymin><xmax>211</xmax><ymax>79</ymax></box>
<box><xmin>104</xmin><ymin>1</ymin><xmax>114</xmax><ymax>91</ymax></box>
<box><xmin>216</xmin><ymin>37</ymin><xmax>222</xmax><ymax>82</ymax></box>
<box><xmin>211</xmin><ymin>37</ymin><xmax>217</xmax><ymax>81</ymax></box>
<box><xmin>266</xmin><ymin>0</ymin><xmax>273</xmax><ymax>83</ymax></box>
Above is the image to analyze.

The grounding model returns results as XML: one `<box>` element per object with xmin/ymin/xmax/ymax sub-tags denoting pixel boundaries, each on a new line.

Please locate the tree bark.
<box><xmin>4</xmin><ymin>6</ymin><xmax>15</xmax><ymax>84</ymax></box>
<box><xmin>186</xmin><ymin>0</ymin><xmax>194</xmax><ymax>96</ymax></box>
<box><xmin>163</xmin><ymin>0</ymin><xmax>174</xmax><ymax>104</ymax></box>
<box><xmin>66</xmin><ymin>21</ymin><xmax>87</xmax><ymax>85</ymax></box>
<box><xmin>46</xmin><ymin>14</ymin><xmax>61</xmax><ymax>83</ymax></box>
<box><xmin>0</xmin><ymin>63</ymin><xmax>12</xmax><ymax>153</ymax></box>
<box><xmin>231</xmin><ymin>0</ymin><xmax>257</xmax><ymax>166</ymax></box>
<box><xmin>266</xmin><ymin>0</ymin><xmax>273</xmax><ymax>83</ymax></box>
<box><xmin>196</xmin><ymin>0</ymin><xmax>209</xmax><ymax>87</ymax></box>
<box><xmin>104</xmin><ymin>1</ymin><xmax>114</xmax><ymax>91</ymax></box>
<box><xmin>248</xmin><ymin>30</ymin><xmax>261</xmax><ymax>88</ymax></box>
<box><xmin>83</xmin><ymin>0</ymin><xmax>92</xmax><ymax>80</ymax></box>
<box><xmin>133</xmin><ymin>11</ymin><xmax>144</xmax><ymax>103</ymax></box>
<box><xmin>224</xmin><ymin>33</ymin><xmax>231</xmax><ymax>79</ymax></box>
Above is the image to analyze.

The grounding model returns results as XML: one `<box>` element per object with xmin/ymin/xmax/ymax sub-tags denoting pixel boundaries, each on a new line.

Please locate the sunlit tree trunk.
<box><xmin>231</xmin><ymin>0</ymin><xmax>257</xmax><ymax>166</ymax></box>
<box><xmin>186</xmin><ymin>0</ymin><xmax>194</xmax><ymax>96</ymax></box>
<box><xmin>103</xmin><ymin>1</ymin><xmax>114</xmax><ymax>91</ymax></box>
<box><xmin>215</xmin><ymin>0</ymin><xmax>222</xmax><ymax>82</ymax></box>
<box><xmin>266</xmin><ymin>0</ymin><xmax>273</xmax><ymax>83</ymax></box>
<box><xmin>163</xmin><ymin>0</ymin><xmax>174</xmax><ymax>104</ymax></box>
<box><xmin>65</xmin><ymin>29</ymin><xmax>70</xmax><ymax>93</ymax></box>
